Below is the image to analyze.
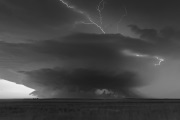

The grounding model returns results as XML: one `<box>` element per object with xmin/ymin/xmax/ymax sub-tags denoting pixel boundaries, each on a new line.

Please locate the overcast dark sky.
<box><xmin>0</xmin><ymin>0</ymin><xmax>180</xmax><ymax>98</ymax></box>
<box><xmin>1</xmin><ymin>0</ymin><xmax>180</xmax><ymax>41</ymax></box>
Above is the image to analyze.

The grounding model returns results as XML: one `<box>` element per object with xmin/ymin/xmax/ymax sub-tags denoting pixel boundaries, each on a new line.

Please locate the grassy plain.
<box><xmin>0</xmin><ymin>98</ymin><xmax>179</xmax><ymax>120</ymax></box>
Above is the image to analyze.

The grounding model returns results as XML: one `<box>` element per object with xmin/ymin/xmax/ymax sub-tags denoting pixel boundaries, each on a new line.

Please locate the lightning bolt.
<box><xmin>117</xmin><ymin>6</ymin><xmax>128</xmax><ymax>33</ymax></box>
<box><xmin>122</xmin><ymin>49</ymin><xmax>148</xmax><ymax>57</ymax></box>
<box><xmin>59</xmin><ymin>0</ymin><xmax>105</xmax><ymax>34</ymax></box>
<box><xmin>59</xmin><ymin>0</ymin><xmax>74</xmax><ymax>9</ymax></box>
<box><xmin>122</xmin><ymin>49</ymin><xmax>165</xmax><ymax>66</ymax></box>
<box><xmin>97</xmin><ymin>0</ymin><xmax>105</xmax><ymax>25</ymax></box>
<box><xmin>154</xmin><ymin>56</ymin><xmax>164</xmax><ymax>66</ymax></box>
<box><xmin>75</xmin><ymin>15</ymin><xmax>106</xmax><ymax>34</ymax></box>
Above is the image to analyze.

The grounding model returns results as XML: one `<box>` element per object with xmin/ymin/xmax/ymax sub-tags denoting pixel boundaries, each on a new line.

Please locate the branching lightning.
<box><xmin>59</xmin><ymin>0</ymin><xmax>74</xmax><ymax>9</ymax></box>
<box><xmin>121</xmin><ymin>49</ymin><xmax>165</xmax><ymax>66</ymax></box>
<box><xmin>59</xmin><ymin>0</ymin><xmax>128</xmax><ymax>35</ymax></box>
<box><xmin>154</xmin><ymin>56</ymin><xmax>164</xmax><ymax>66</ymax></box>
<box><xmin>97</xmin><ymin>0</ymin><xmax>105</xmax><ymax>25</ymax></box>
<box><xmin>59</xmin><ymin>0</ymin><xmax>105</xmax><ymax>34</ymax></box>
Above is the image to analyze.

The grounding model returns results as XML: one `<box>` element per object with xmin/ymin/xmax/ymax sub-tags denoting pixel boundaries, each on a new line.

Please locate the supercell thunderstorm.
<box><xmin>19</xmin><ymin>0</ymin><xmax>174</xmax><ymax>99</ymax></box>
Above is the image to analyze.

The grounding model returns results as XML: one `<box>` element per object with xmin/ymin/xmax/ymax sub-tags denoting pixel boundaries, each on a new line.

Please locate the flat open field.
<box><xmin>0</xmin><ymin>99</ymin><xmax>180</xmax><ymax>120</ymax></box>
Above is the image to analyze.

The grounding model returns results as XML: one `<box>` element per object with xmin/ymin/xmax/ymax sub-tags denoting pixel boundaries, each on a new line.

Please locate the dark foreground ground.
<box><xmin>0</xmin><ymin>98</ymin><xmax>180</xmax><ymax>120</ymax></box>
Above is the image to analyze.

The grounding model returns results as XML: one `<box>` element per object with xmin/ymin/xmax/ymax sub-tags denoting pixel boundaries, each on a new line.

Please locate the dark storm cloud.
<box><xmin>0</xmin><ymin>30</ymin><xmax>171</xmax><ymax>70</ymax></box>
<box><xmin>6</xmin><ymin>32</ymin><xmax>159</xmax><ymax>98</ymax></box>
<box><xmin>0</xmin><ymin>41</ymin><xmax>63</xmax><ymax>84</ymax></box>
<box><xmin>129</xmin><ymin>25</ymin><xmax>180</xmax><ymax>59</ymax></box>
<box><xmin>0</xmin><ymin>41</ymin><xmax>49</xmax><ymax>61</ymax></box>
<box><xmin>128</xmin><ymin>25</ymin><xmax>159</xmax><ymax>42</ymax></box>
<box><xmin>0</xmin><ymin>33</ymin><xmax>148</xmax><ymax>64</ymax></box>
<box><xmin>0</xmin><ymin>26</ymin><xmax>178</xmax><ymax>69</ymax></box>
<box><xmin>0</xmin><ymin>31</ymin><xmax>157</xmax><ymax>98</ymax></box>
<box><xmin>1</xmin><ymin>25</ymin><xmax>180</xmax><ymax>98</ymax></box>
<box><xmin>128</xmin><ymin>25</ymin><xmax>180</xmax><ymax>43</ymax></box>
<box><xmin>20</xmin><ymin>68</ymin><xmax>143</xmax><ymax>98</ymax></box>
<box><xmin>27</xmin><ymin>33</ymin><xmax>159</xmax><ymax>70</ymax></box>
<box><xmin>36</xmin><ymin>33</ymin><xmax>153</xmax><ymax>58</ymax></box>
<box><xmin>128</xmin><ymin>25</ymin><xmax>180</xmax><ymax>59</ymax></box>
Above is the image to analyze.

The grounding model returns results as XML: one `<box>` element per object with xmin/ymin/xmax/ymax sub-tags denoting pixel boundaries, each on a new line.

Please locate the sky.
<box><xmin>0</xmin><ymin>0</ymin><xmax>180</xmax><ymax>98</ymax></box>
